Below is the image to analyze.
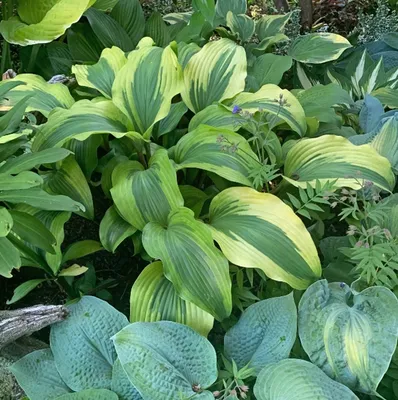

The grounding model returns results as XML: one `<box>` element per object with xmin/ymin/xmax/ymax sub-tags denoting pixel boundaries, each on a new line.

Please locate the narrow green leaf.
<box><xmin>62</xmin><ymin>240</ymin><xmax>103</xmax><ymax>264</ymax></box>
<box><xmin>7</xmin><ymin>279</ymin><xmax>47</xmax><ymax>305</ymax></box>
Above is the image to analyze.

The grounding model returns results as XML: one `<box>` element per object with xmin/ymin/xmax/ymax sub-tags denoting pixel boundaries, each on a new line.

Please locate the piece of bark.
<box><xmin>274</xmin><ymin>0</ymin><xmax>289</xmax><ymax>12</ymax></box>
<box><xmin>299</xmin><ymin>0</ymin><xmax>313</xmax><ymax>31</ymax></box>
<box><xmin>0</xmin><ymin>305</ymin><xmax>68</xmax><ymax>349</ymax></box>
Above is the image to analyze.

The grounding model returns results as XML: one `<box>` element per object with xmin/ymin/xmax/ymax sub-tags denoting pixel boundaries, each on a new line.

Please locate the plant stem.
<box><xmin>27</xmin><ymin>44</ymin><xmax>41</xmax><ymax>72</ymax></box>
<box><xmin>144</xmin><ymin>141</ymin><xmax>151</xmax><ymax>163</ymax></box>
<box><xmin>0</xmin><ymin>0</ymin><xmax>14</xmax><ymax>73</ymax></box>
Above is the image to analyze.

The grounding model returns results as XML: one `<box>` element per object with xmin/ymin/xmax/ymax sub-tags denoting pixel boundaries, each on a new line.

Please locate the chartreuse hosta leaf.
<box><xmin>50</xmin><ymin>296</ymin><xmax>128</xmax><ymax>391</ymax></box>
<box><xmin>181</xmin><ymin>38</ymin><xmax>247</xmax><ymax>113</ymax></box>
<box><xmin>111</xmin><ymin>149</ymin><xmax>184</xmax><ymax>230</ymax></box>
<box><xmin>224</xmin><ymin>293</ymin><xmax>297</xmax><ymax>374</ymax></box>
<box><xmin>173</xmin><ymin>125</ymin><xmax>259</xmax><ymax>186</ymax></box>
<box><xmin>299</xmin><ymin>280</ymin><xmax>398</xmax><ymax>394</ymax></box>
<box><xmin>0</xmin><ymin>0</ymin><xmax>94</xmax><ymax>46</ymax></box>
<box><xmin>72</xmin><ymin>47</ymin><xmax>127</xmax><ymax>99</ymax></box>
<box><xmin>231</xmin><ymin>84</ymin><xmax>307</xmax><ymax>136</ymax></box>
<box><xmin>112</xmin><ymin>38</ymin><xmax>183</xmax><ymax>139</ymax></box>
<box><xmin>130</xmin><ymin>261</ymin><xmax>214</xmax><ymax>336</ymax></box>
<box><xmin>284</xmin><ymin>135</ymin><xmax>396</xmax><ymax>191</ymax></box>
<box><xmin>254</xmin><ymin>359</ymin><xmax>359</xmax><ymax>400</ymax></box>
<box><xmin>208</xmin><ymin>187</ymin><xmax>321</xmax><ymax>290</ymax></box>
<box><xmin>143</xmin><ymin>207</ymin><xmax>232</xmax><ymax>321</ymax></box>
<box><xmin>0</xmin><ymin>74</ymin><xmax>74</xmax><ymax>117</ymax></box>
<box><xmin>113</xmin><ymin>321</ymin><xmax>218</xmax><ymax>400</ymax></box>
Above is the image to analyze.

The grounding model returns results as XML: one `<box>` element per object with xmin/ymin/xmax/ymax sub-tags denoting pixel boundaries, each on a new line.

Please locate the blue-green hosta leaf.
<box><xmin>289</xmin><ymin>33</ymin><xmax>352</xmax><ymax>64</ymax></box>
<box><xmin>142</xmin><ymin>207</ymin><xmax>232</xmax><ymax>321</ymax></box>
<box><xmin>100</xmin><ymin>206</ymin><xmax>137</xmax><ymax>253</ymax></box>
<box><xmin>0</xmin><ymin>0</ymin><xmax>94</xmax><ymax>46</ymax></box>
<box><xmin>254</xmin><ymin>359</ymin><xmax>359</xmax><ymax>400</ymax></box>
<box><xmin>0</xmin><ymin>171</ymin><xmax>42</xmax><ymax>190</ymax></box>
<box><xmin>225</xmin><ymin>293</ymin><xmax>297</xmax><ymax>374</ymax></box>
<box><xmin>0</xmin><ymin>207</ymin><xmax>13</xmax><ymax>237</ymax></box>
<box><xmin>216</xmin><ymin>0</ymin><xmax>246</xmax><ymax>20</ymax></box>
<box><xmin>112</xmin><ymin>39</ymin><xmax>183</xmax><ymax>139</ymax></box>
<box><xmin>145</xmin><ymin>12</ymin><xmax>171</xmax><ymax>47</ymax></box>
<box><xmin>208</xmin><ymin>187</ymin><xmax>321</xmax><ymax>290</ymax></box>
<box><xmin>359</xmin><ymin>94</ymin><xmax>384</xmax><ymax>133</ymax></box>
<box><xmin>130</xmin><ymin>261</ymin><xmax>214</xmax><ymax>336</ymax></box>
<box><xmin>231</xmin><ymin>84</ymin><xmax>307</xmax><ymax>136</ymax></box>
<box><xmin>298</xmin><ymin>280</ymin><xmax>398</xmax><ymax>394</ymax></box>
<box><xmin>284</xmin><ymin>135</ymin><xmax>396</xmax><ymax>191</ymax></box>
<box><xmin>111</xmin><ymin>149</ymin><xmax>183</xmax><ymax>230</ymax></box>
<box><xmin>50</xmin><ymin>296</ymin><xmax>129</xmax><ymax>391</ymax></box>
<box><xmin>181</xmin><ymin>38</ymin><xmax>247</xmax><ymax>113</ymax></box>
<box><xmin>56</xmin><ymin>389</ymin><xmax>119</xmax><ymax>400</ymax></box>
<box><xmin>0</xmin><ymin>74</ymin><xmax>74</xmax><ymax>117</ymax></box>
<box><xmin>0</xmin><ymin>236</ymin><xmax>20</xmax><ymax>277</ymax></box>
<box><xmin>111</xmin><ymin>359</ymin><xmax>142</xmax><ymax>400</ymax></box>
<box><xmin>173</xmin><ymin>125</ymin><xmax>259</xmax><ymax>186</ymax></box>
<box><xmin>113</xmin><ymin>321</ymin><xmax>218</xmax><ymax>400</ymax></box>
<box><xmin>32</xmin><ymin>100</ymin><xmax>131</xmax><ymax>151</ymax></box>
<box><xmin>10</xmin><ymin>349</ymin><xmax>71</xmax><ymax>400</ymax></box>
<box><xmin>72</xmin><ymin>47</ymin><xmax>127</xmax><ymax>99</ymax></box>
<box><xmin>226</xmin><ymin>12</ymin><xmax>255</xmax><ymax>43</ymax></box>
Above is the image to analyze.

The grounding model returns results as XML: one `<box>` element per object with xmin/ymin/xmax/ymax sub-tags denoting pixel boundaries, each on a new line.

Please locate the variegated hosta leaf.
<box><xmin>0</xmin><ymin>0</ymin><xmax>94</xmax><ymax>46</ymax></box>
<box><xmin>142</xmin><ymin>207</ymin><xmax>232</xmax><ymax>321</ymax></box>
<box><xmin>224</xmin><ymin>293</ymin><xmax>297</xmax><ymax>374</ymax></box>
<box><xmin>181</xmin><ymin>38</ymin><xmax>247</xmax><ymax>113</ymax></box>
<box><xmin>113</xmin><ymin>321</ymin><xmax>218</xmax><ymax>400</ymax></box>
<box><xmin>0</xmin><ymin>74</ymin><xmax>74</xmax><ymax>117</ymax></box>
<box><xmin>111</xmin><ymin>149</ymin><xmax>184</xmax><ymax>230</ymax></box>
<box><xmin>72</xmin><ymin>46</ymin><xmax>127</xmax><ymax>99</ymax></box>
<box><xmin>298</xmin><ymin>280</ymin><xmax>398</xmax><ymax>394</ymax></box>
<box><xmin>173</xmin><ymin>125</ymin><xmax>259</xmax><ymax>186</ymax></box>
<box><xmin>231</xmin><ymin>84</ymin><xmax>307</xmax><ymax>136</ymax></box>
<box><xmin>32</xmin><ymin>100</ymin><xmax>132</xmax><ymax>151</ymax></box>
<box><xmin>208</xmin><ymin>187</ymin><xmax>321</xmax><ymax>290</ymax></box>
<box><xmin>112</xmin><ymin>38</ymin><xmax>183</xmax><ymax>139</ymax></box>
<box><xmin>130</xmin><ymin>261</ymin><xmax>214</xmax><ymax>336</ymax></box>
<box><xmin>254</xmin><ymin>359</ymin><xmax>359</xmax><ymax>400</ymax></box>
<box><xmin>283</xmin><ymin>135</ymin><xmax>396</xmax><ymax>191</ymax></box>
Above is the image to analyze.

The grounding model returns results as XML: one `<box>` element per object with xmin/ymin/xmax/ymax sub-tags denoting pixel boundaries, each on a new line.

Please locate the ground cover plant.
<box><xmin>1</xmin><ymin>0</ymin><xmax>398</xmax><ymax>399</ymax></box>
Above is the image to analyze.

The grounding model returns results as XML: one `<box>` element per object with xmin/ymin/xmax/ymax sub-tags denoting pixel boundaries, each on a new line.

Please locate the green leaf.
<box><xmin>224</xmin><ymin>293</ymin><xmax>297</xmax><ymax>374</ymax></box>
<box><xmin>0</xmin><ymin>0</ymin><xmax>93</xmax><ymax>46</ymax></box>
<box><xmin>283</xmin><ymin>135</ymin><xmax>396</xmax><ymax>191</ymax></box>
<box><xmin>372</xmin><ymin>87</ymin><xmax>398</xmax><ymax>109</ymax></box>
<box><xmin>62</xmin><ymin>240</ymin><xmax>103</xmax><ymax>263</ymax></box>
<box><xmin>299</xmin><ymin>280</ymin><xmax>398</xmax><ymax>394</ymax></box>
<box><xmin>179</xmin><ymin>185</ymin><xmax>209</xmax><ymax>218</ymax></box>
<box><xmin>181</xmin><ymin>38</ymin><xmax>247</xmax><ymax>113</ymax></box>
<box><xmin>113</xmin><ymin>321</ymin><xmax>218</xmax><ymax>399</ymax></box>
<box><xmin>58</xmin><ymin>264</ymin><xmax>88</xmax><ymax>277</ymax></box>
<box><xmin>173</xmin><ymin>125</ymin><xmax>259</xmax><ymax>186</ymax></box>
<box><xmin>0</xmin><ymin>236</ymin><xmax>20</xmax><ymax>277</ymax></box>
<box><xmin>130</xmin><ymin>261</ymin><xmax>214</xmax><ymax>336</ymax></box>
<box><xmin>255</xmin><ymin>13</ymin><xmax>290</xmax><ymax>41</ymax></box>
<box><xmin>232</xmin><ymin>84</ymin><xmax>307</xmax><ymax>136</ymax></box>
<box><xmin>145</xmin><ymin>12</ymin><xmax>171</xmax><ymax>47</ymax></box>
<box><xmin>208</xmin><ymin>187</ymin><xmax>322</xmax><ymax>290</ymax></box>
<box><xmin>289</xmin><ymin>33</ymin><xmax>352</xmax><ymax>64</ymax></box>
<box><xmin>192</xmin><ymin>0</ymin><xmax>216</xmax><ymax>24</ymax></box>
<box><xmin>100</xmin><ymin>206</ymin><xmax>137</xmax><ymax>253</ymax></box>
<box><xmin>56</xmin><ymin>389</ymin><xmax>119</xmax><ymax>400</ymax></box>
<box><xmin>111</xmin><ymin>359</ymin><xmax>142</xmax><ymax>400</ymax></box>
<box><xmin>112</xmin><ymin>39</ymin><xmax>183</xmax><ymax>138</ymax></box>
<box><xmin>93</xmin><ymin>0</ymin><xmax>119</xmax><ymax>10</ymax></box>
<box><xmin>9</xmin><ymin>349</ymin><xmax>71</xmax><ymax>400</ymax></box>
<box><xmin>216</xmin><ymin>0</ymin><xmax>246</xmax><ymax>20</ymax></box>
<box><xmin>0</xmin><ymin>94</ymin><xmax>31</xmax><ymax>137</ymax></box>
<box><xmin>72</xmin><ymin>46</ymin><xmax>127</xmax><ymax>99</ymax></box>
<box><xmin>226</xmin><ymin>12</ymin><xmax>255</xmax><ymax>43</ymax></box>
<box><xmin>0</xmin><ymin>207</ymin><xmax>13</xmax><ymax>237</ymax></box>
<box><xmin>0</xmin><ymin>171</ymin><xmax>42</xmax><ymax>190</ymax></box>
<box><xmin>9</xmin><ymin>210</ymin><xmax>56</xmax><ymax>253</ymax></box>
<box><xmin>111</xmin><ymin>149</ymin><xmax>184</xmax><ymax>230</ymax></box>
<box><xmin>153</xmin><ymin>101</ymin><xmax>187</xmax><ymax>140</ymax></box>
<box><xmin>254</xmin><ymin>359</ymin><xmax>359</xmax><ymax>400</ymax></box>
<box><xmin>142</xmin><ymin>207</ymin><xmax>232</xmax><ymax>321</ymax></box>
<box><xmin>50</xmin><ymin>296</ymin><xmax>129</xmax><ymax>391</ymax></box>
<box><xmin>7</xmin><ymin>279</ymin><xmax>47</xmax><ymax>305</ymax></box>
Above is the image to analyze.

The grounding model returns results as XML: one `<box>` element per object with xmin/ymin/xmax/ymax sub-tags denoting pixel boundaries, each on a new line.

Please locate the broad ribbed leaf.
<box><xmin>100</xmin><ymin>206</ymin><xmax>137</xmax><ymax>253</ymax></box>
<box><xmin>113</xmin><ymin>321</ymin><xmax>217</xmax><ymax>400</ymax></box>
<box><xmin>111</xmin><ymin>359</ymin><xmax>142</xmax><ymax>400</ymax></box>
<box><xmin>224</xmin><ymin>293</ymin><xmax>297</xmax><ymax>374</ymax></box>
<box><xmin>130</xmin><ymin>261</ymin><xmax>214</xmax><ymax>336</ymax></box>
<box><xmin>145</xmin><ymin>12</ymin><xmax>171</xmax><ymax>47</ymax></box>
<box><xmin>112</xmin><ymin>39</ymin><xmax>183</xmax><ymax>139</ymax></box>
<box><xmin>359</xmin><ymin>95</ymin><xmax>384</xmax><ymax>133</ymax></box>
<box><xmin>57</xmin><ymin>389</ymin><xmax>119</xmax><ymax>400</ymax></box>
<box><xmin>181</xmin><ymin>38</ymin><xmax>247</xmax><ymax>113</ymax></box>
<box><xmin>72</xmin><ymin>47</ymin><xmax>127</xmax><ymax>99</ymax></box>
<box><xmin>0</xmin><ymin>236</ymin><xmax>20</xmax><ymax>277</ymax></box>
<box><xmin>50</xmin><ymin>296</ymin><xmax>129</xmax><ymax>391</ymax></box>
<box><xmin>0</xmin><ymin>0</ymin><xmax>93</xmax><ymax>46</ymax></box>
<box><xmin>0</xmin><ymin>171</ymin><xmax>42</xmax><ymax>190</ymax></box>
<box><xmin>192</xmin><ymin>0</ymin><xmax>216</xmax><ymax>23</ymax></box>
<box><xmin>111</xmin><ymin>149</ymin><xmax>183</xmax><ymax>230</ymax></box>
<box><xmin>232</xmin><ymin>84</ymin><xmax>307</xmax><ymax>136</ymax></box>
<box><xmin>289</xmin><ymin>33</ymin><xmax>352</xmax><ymax>64</ymax></box>
<box><xmin>0</xmin><ymin>207</ymin><xmax>13</xmax><ymax>237</ymax></box>
<box><xmin>216</xmin><ymin>0</ymin><xmax>246</xmax><ymax>19</ymax></box>
<box><xmin>142</xmin><ymin>207</ymin><xmax>232</xmax><ymax>320</ymax></box>
<box><xmin>255</xmin><ymin>14</ymin><xmax>290</xmax><ymax>41</ymax></box>
<box><xmin>226</xmin><ymin>12</ymin><xmax>255</xmax><ymax>43</ymax></box>
<box><xmin>173</xmin><ymin>125</ymin><xmax>259</xmax><ymax>186</ymax></box>
<box><xmin>254</xmin><ymin>359</ymin><xmax>359</xmax><ymax>400</ymax></box>
<box><xmin>208</xmin><ymin>187</ymin><xmax>321</xmax><ymax>290</ymax></box>
<box><xmin>10</xmin><ymin>349</ymin><xmax>71</xmax><ymax>400</ymax></box>
<box><xmin>284</xmin><ymin>135</ymin><xmax>396</xmax><ymax>191</ymax></box>
<box><xmin>153</xmin><ymin>101</ymin><xmax>188</xmax><ymax>139</ymax></box>
<box><xmin>299</xmin><ymin>279</ymin><xmax>398</xmax><ymax>394</ymax></box>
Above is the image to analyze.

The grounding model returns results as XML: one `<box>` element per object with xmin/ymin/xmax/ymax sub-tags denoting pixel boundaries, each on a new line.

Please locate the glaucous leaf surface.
<box><xmin>111</xmin><ymin>359</ymin><xmax>142</xmax><ymax>400</ymax></box>
<box><xmin>56</xmin><ymin>389</ymin><xmax>119</xmax><ymax>400</ymax></box>
<box><xmin>299</xmin><ymin>279</ymin><xmax>398</xmax><ymax>394</ymax></box>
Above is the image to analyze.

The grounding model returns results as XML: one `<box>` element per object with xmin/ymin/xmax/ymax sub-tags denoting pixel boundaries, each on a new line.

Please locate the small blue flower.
<box><xmin>232</xmin><ymin>105</ymin><xmax>242</xmax><ymax>114</ymax></box>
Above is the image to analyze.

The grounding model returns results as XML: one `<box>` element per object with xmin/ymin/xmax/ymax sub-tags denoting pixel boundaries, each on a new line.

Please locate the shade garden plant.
<box><xmin>1</xmin><ymin>0</ymin><xmax>398</xmax><ymax>399</ymax></box>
